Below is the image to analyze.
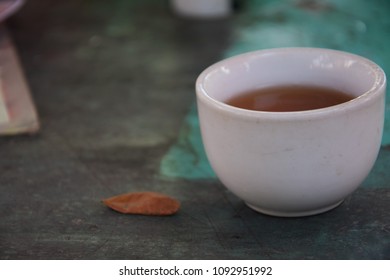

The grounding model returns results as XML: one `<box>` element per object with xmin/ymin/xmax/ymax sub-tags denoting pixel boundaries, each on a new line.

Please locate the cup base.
<box><xmin>245</xmin><ymin>200</ymin><xmax>344</xmax><ymax>217</ymax></box>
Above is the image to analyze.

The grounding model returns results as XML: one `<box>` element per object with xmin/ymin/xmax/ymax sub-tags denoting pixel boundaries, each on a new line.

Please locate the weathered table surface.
<box><xmin>0</xmin><ymin>0</ymin><xmax>389</xmax><ymax>259</ymax></box>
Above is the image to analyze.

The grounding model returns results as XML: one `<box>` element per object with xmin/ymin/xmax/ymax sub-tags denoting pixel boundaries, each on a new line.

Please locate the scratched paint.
<box><xmin>160</xmin><ymin>104</ymin><xmax>216</xmax><ymax>179</ymax></box>
<box><xmin>160</xmin><ymin>0</ymin><xmax>390</xmax><ymax>180</ymax></box>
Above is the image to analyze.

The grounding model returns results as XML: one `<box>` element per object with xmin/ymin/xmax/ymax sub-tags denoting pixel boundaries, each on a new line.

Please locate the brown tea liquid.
<box><xmin>226</xmin><ymin>85</ymin><xmax>355</xmax><ymax>112</ymax></box>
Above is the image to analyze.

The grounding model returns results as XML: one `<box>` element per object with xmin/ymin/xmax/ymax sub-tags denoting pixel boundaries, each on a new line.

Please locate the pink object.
<box><xmin>0</xmin><ymin>0</ymin><xmax>24</xmax><ymax>22</ymax></box>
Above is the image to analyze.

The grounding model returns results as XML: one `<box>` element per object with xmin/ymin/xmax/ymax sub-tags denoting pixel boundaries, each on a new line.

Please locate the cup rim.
<box><xmin>196</xmin><ymin>47</ymin><xmax>386</xmax><ymax>120</ymax></box>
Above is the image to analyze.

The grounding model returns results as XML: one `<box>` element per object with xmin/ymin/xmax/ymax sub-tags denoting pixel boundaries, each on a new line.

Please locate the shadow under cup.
<box><xmin>196</xmin><ymin>48</ymin><xmax>386</xmax><ymax>217</ymax></box>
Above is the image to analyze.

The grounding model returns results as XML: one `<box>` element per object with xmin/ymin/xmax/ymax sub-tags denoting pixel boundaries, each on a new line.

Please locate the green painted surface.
<box><xmin>160</xmin><ymin>104</ymin><xmax>216</xmax><ymax>179</ymax></box>
<box><xmin>160</xmin><ymin>0</ymin><xmax>390</xmax><ymax>180</ymax></box>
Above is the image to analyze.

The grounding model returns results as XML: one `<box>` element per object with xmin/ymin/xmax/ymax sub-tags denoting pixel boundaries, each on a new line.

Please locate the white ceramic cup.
<box><xmin>171</xmin><ymin>0</ymin><xmax>231</xmax><ymax>18</ymax></box>
<box><xmin>196</xmin><ymin>48</ymin><xmax>386</xmax><ymax>217</ymax></box>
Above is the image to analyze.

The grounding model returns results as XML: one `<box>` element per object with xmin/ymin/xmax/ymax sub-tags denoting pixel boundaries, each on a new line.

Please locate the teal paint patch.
<box><xmin>361</xmin><ymin>147</ymin><xmax>390</xmax><ymax>189</ymax></box>
<box><xmin>160</xmin><ymin>104</ymin><xmax>216</xmax><ymax>179</ymax></box>
<box><xmin>160</xmin><ymin>0</ymin><xmax>390</xmax><ymax>180</ymax></box>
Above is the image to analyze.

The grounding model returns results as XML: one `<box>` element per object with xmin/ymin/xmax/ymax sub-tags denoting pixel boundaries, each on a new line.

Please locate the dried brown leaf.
<box><xmin>103</xmin><ymin>191</ymin><xmax>180</xmax><ymax>216</ymax></box>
